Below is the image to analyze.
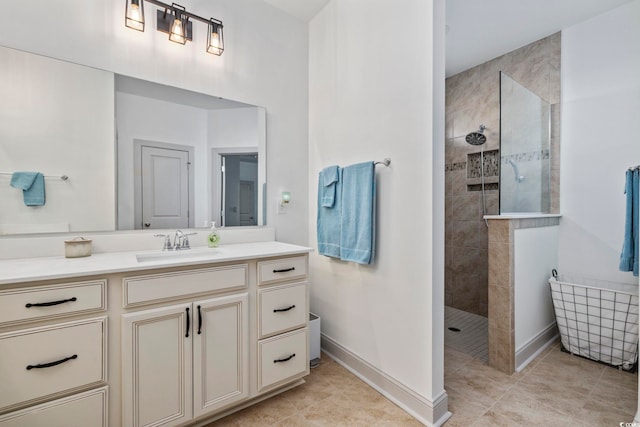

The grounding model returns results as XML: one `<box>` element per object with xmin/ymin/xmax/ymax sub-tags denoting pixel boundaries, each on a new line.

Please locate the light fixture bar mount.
<box><xmin>125</xmin><ymin>0</ymin><xmax>224</xmax><ymax>55</ymax></box>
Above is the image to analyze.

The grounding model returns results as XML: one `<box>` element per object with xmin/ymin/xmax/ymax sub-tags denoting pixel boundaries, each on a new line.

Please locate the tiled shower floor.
<box><xmin>445</xmin><ymin>306</ymin><xmax>488</xmax><ymax>362</ymax></box>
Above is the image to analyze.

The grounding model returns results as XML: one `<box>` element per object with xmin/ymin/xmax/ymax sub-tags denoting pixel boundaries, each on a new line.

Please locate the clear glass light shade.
<box><xmin>207</xmin><ymin>20</ymin><xmax>224</xmax><ymax>55</ymax></box>
<box><xmin>169</xmin><ymin>12</ymin><xmax>187</xmax><ymax>44</ymax></box>
<box><xmin>125</xmin><ymin>0</ymin><xmax>145</xmax><ymax>31</ymax></box>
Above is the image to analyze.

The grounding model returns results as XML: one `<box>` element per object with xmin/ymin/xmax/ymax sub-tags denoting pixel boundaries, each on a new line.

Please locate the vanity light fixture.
<box><xmin>124</xmin><ymin>0</ymin><xmax>224</xmax><ymax>55</ymax></box>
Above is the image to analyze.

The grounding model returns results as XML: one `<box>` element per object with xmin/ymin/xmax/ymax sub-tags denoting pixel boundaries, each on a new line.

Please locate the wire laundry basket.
<box><xmin>549</xmin><ymin>270</ymin><xmax>639</xmax><ymax>371</ymax></box>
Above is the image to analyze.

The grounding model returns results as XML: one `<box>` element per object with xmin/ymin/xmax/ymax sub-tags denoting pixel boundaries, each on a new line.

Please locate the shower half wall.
<box><xmin>445</xmin><ymin>33</ymin><xmax>561</xmax><ymax>318</ymax></box>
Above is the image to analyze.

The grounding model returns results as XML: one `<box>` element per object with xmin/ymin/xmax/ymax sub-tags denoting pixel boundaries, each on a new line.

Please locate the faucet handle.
<box><xmin>180</xmin><ymin>232</ymin><xmax>197</xmax><ymax>250</ymax></box>
<box><xmin>153</xmin><ymin>234</ymin><xmax>173</xmax><ymax>251</ymax></box>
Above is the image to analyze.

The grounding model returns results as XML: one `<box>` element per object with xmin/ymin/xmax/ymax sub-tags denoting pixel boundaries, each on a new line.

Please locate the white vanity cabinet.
<box><xmin>256</xmin><ymin>256</ymin><xmax>310</xmax><ymax>393</ymax></box>
<box><xmin>0</xmin><ymin>241</ymin><xmax>312</xmax><ymax>427</ymax></box>
<box><xmin>0</xmin><ymin>280</ymin><xmax>108</xmax><ymax>427</ymax></box>
<box><xmin>121</xmin><ymin>265</ymin><xmax>249</xmax><ymax>427</ymax></box>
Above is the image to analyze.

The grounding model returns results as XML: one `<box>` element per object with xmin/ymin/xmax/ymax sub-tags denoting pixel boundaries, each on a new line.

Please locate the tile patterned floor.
<box><xmin>445</xmin><ymin>342</ymin><xmax>638</xmax><ymax>426</ymax></box>
<box><xmin>206</xmin><ymin>356</ymin><xmax>423</xmax><ymax>426</ymax></box>
<box><xmin>445</xmin><ymin>306</ymin><xmax>488</xmax><ymax>362</ymax></box>
<box><xmin>206</xmin><ymin>345</ymin><xmax>638</xmax><ymax>426</ymax></box>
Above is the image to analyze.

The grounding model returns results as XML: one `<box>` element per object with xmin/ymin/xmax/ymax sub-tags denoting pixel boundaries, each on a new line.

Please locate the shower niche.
<box><xmin>466</xmin><ymin>150</ymin><xmax>499</xmax><ymax>192</ymax></box>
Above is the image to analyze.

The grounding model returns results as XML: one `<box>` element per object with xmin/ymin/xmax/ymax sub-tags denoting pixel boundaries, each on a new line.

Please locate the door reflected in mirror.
<box><xmin>116</xmin><ymin>75</ymin><xmax>266</xmax><ymax>230</ymax></box>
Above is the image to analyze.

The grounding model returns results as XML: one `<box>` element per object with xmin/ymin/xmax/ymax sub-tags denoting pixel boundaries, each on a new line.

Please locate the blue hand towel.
<box><xmin>320</xmin><ymin>166</ymin><xmax>340</xmax><ymax>207</ymax></box>
<box><xmin>317</xmin><ymin>167</ymin><xmax>342</xmax><ymax>258</ymax></box>
<box><xmin>10</xmin><ymin>171</ymin><xmax>46</xmax><ymax>206</ymax></box>
<box><xmin>620</xmin><ymin>168</ymin><xmax>639</xmax><ymax>276</ymax></box>
<box><xmin>340</xmin><ymin>162</ymin><xmax>375</xmax><ymax>264</ymax></box>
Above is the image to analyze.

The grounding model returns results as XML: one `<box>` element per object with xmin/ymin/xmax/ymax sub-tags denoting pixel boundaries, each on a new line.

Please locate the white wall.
<box><xmin>0</xmin><ymin>46</ymin><xmax>115</xmax><ymax>234</ymax></box>
<box><xmin>308</xmin><ymin>0</ymin><xmax>446</xmax><ymax>423</ymax></box>
<box><xmin>558</xmin><ymin>0</ymin><xmax>640</xmax><ymax>284</ymax></box>
<box><xmin>0</xmin><ymin>0</ymin><xmax>309</xmax><ymax>245</ymax></box>
<box><xmin>514</xmin><ymin>226</ymin><xmax>558</xmax><ymax>352</ymax></box>
<box><xmin>208</xmin><ymin>108</ymin><xmax>260</xmax><ymax>148</ymax></box>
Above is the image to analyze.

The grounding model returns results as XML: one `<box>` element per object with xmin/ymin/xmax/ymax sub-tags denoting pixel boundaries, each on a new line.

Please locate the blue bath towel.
<box><xmin>340</xmin><ymin>162</ymin><xmax>375</xmax><ymax>264</ymax></box>
<box><xmin>620</xmin><ymin>168</ymin><xmax>639</xmax><ymax>276</ymax></box>
<box><xmin>320</xmin><ymin>166</ymin><xmax>340</xmax><ymax>207</ymax></box>
<box><xmin>10</xmin><ymin>172</ymin><xmax>46</xmax><ymax>206</ymax></box>
<box><xmin>317</xmin><ymin>167</ymin><xmax>342</xmax><ymax>258</ymax></box>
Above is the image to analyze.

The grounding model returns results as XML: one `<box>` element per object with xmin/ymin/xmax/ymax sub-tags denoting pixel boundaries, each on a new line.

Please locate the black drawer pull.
<box><xmin>185</xmin><ymin>307</ymin><xmax>190</xmax><ymax>338</ymax></box>
<box><xmin>273</xmin><ymin>353</ymin><xmax>296</xmax><ymax>363</ymax></box>
<box><xmin>272</xmin><ymin>267</ymin><xmax>295</xmax><ymax>273</ymax></box>
<box><xmin>26</xmin><ymin>297</ymin><xmax>77</xmax><ymax>308</ymax></box>
<box><xmin>26</xmin><ymin>354</ymin><xmax>77</xmax><ymax>370</ymax></box>
<box><xmin>273</xmin><ymin>305</ymin><xmax>296</xmax><ymax>313</ymax></box>
<box><xmin>197</xmin><ymin>305</ymin><xmax>202</xmax><ymax>335</ymax></box>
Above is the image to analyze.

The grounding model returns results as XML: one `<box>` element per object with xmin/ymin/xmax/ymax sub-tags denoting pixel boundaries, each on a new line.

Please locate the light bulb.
<box><xmin>170</xmin><ymin>18</ymin><xmax>186</xmax><ymax>44</ymax></box>
<box><xmin>125</xmin><ymin>0</ymin><xmax>145</xmax><ymax>32</ymax></box>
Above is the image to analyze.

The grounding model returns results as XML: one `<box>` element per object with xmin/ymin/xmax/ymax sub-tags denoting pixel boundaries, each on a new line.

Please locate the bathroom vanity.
<box><xmin>0</xmin><ymin>241</ymin><xmax>311</xmax><ymax>427</ymax></box>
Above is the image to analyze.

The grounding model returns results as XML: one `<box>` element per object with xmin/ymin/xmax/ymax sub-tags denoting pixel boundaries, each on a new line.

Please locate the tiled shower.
<box><xmin>445</xmin><ymin>33</ymin><xmax>561</xmax><ymax>324</ymax></box>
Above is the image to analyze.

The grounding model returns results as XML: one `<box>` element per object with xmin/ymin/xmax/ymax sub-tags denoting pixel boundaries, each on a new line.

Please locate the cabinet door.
<box><xmin>122</xmin><ymin>303</ymin><xmax>193</xmax><ymax>427</ymax></box>
<box><xmin>193</xmin><ymin>293</ymin><xmax>249</xmax><ymax>418</ymax></box>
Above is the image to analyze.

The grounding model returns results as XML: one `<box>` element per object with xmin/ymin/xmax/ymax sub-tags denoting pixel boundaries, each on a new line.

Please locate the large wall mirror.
<box><xmin>0</xmin><ymin>45</ymin><xmax>266</xmax><ymax>235</ymax></box>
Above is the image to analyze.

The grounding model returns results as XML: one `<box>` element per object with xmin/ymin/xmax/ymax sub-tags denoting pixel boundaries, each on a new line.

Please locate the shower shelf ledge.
<box><xmin>484</xmin><ymin>213</ymin><xmax>562</xmax><ymax>220</ymax></box>
<box><xmin>466</xmin><ymin>176</ymin><xmax>499</xmax><ymax>186</ymax></box>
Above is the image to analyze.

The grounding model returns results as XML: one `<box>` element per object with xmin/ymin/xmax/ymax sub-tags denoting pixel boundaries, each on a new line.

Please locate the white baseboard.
<box><xmin>321</xmin><ymin>334</ymin><xmax>451</xmax><ymax>427</ymax></box>
<box><xmin>515</xmin><ymin>322</ymin><xmax>558</xmax><ymax>372</ymax></box>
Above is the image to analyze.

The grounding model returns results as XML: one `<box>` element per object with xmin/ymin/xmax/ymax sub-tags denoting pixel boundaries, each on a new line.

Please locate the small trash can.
<box><xmin>309</xmin><ymin>313</ymin><xmax>321</xmax><ymax>367</ymax></box>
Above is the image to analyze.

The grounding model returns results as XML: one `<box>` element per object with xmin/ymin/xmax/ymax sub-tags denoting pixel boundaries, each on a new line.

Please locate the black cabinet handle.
<box><xmin>25</xmin><ymin>297</ymin><xmax>77</xmax><ymax>308</ymax></box>
<box><xmin>197</xmin><ymin>305</ymin><xmax>202</xmax><ymax>335</ymax></box>
<box><xmin>272</xmin><ymin>267</ymin><xmax>295</xmax><ymax>273</ymax></box>
<box><xmin>273</xmin><ymin>305</ymin><xmax>296</xmax><ymax>313</ymax></box>
<box><xmin>26</xmin><ymin>354</ymin><xmax>77</xmax><ymax>370</ymax></box>
<box><xmin>274</xmin><ymin>353</ymin><xmax>296</xmax><ymax>363</ymax></box>
<box><xmin>185</xmin><ymin>307</ymin><xmax>190</xmax><ymax>338</ymax></box>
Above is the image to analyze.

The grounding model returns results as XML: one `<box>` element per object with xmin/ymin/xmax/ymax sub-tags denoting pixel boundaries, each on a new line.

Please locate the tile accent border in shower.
<box><xmin>501</xmin><ymin>149</ymin><xmax>550</xmax><ymax>164</ymax></box>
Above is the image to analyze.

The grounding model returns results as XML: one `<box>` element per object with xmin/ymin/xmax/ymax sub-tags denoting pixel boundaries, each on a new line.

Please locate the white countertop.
<box><xmin>0</xmin><ymin>241</ymin><xmax>313</xmax><ymax>285</ymax></box>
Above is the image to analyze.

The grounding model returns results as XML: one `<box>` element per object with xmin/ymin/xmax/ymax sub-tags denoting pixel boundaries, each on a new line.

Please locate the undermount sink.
<box><xmin>136</xmin><ymin>247</ymin><xmax>218</xmax><ymax>263</ymax></box>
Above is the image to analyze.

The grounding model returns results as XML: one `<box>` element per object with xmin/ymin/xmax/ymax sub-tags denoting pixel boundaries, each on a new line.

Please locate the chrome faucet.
<box><xmin>154</xmin><ymin>233</ymin><xmax>173</xmax><ymax>251</ymax></box>
<box><xmin>173</xmin><ymin>230</ymin><xmax>197</xmax><ymax>250</ymax></box>
<box><xmin>154</xmin><ymin>230</ymin><xmax>197</xmax><ymax>251</ymax></box>
<box><xmin>173</xmin><ymin>230</ymin><xmax>185</xmax><ymax>250</ymax></box>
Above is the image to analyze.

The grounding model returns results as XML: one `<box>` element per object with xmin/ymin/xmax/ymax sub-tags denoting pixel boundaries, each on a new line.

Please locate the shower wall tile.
<box><xmin>452</xmin><ymin>194</ymin><xmax>483</xmax><ymax>221</ymax></box>
<box><xmin>451</xmin><ymin>170</ymin><xmax>467</xmax><ymax>196</ymax></box>
<box><xmin>486</xmin><ymin>193</ymin><xmax>499</xmax><ymax>215</ymax></box>
<box><xmin>452</xmin><ymin>220</ymin><xmax>487</xmax><ymax>248</ymax></box>
<box><xmin>488</xmin><ymin>285</ymin><xmax>513</xmax><ymax>331</ymax></box>
<box><xmin>510</xmin><ymin>37</ymin><xmax>551</xmax><ymax>103</ymax></box>
<box><xmin>451</xmin><ymin>246</ymin><xmax>482</xmax><ymax>273</ymax></box>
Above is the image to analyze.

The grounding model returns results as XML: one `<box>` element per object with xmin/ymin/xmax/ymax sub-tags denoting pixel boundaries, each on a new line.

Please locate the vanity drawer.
<box><xmin>0</xmin><ymin>318</ymin><xmax>106</xmax><ymax>412</ymax></box>
<box><xmin>257</xmin><ymin>328</ymin><xmax>308</xmax><ymax>392</ymax></box>
<box><xmin>259</xmin><ymin>282</ymin><xmax>307</xmax><ymax>338</ymax></box>
<box><xmin>0</xmin><ymin>386</ymin><xmax>108</xmax><ymax>427</ymax></box>
<box><xmin>123</xmin><ymin>264</ymin><xmax>248</xmax><ymax>307</ymax></box>
<box><xmin>258</xmin><ymin>256</ymin><xmax>307</xmax><ymax>286</ymax></box>
<box><xmin>0</xmin><ymin>280</ymin><xmax>106</xmax><ymax>326</ymax></box>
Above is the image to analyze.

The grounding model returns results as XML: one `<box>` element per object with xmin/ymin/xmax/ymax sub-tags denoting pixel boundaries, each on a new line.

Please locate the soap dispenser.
<box><xmin>208</xmin><ymin>221</ymin><xmax>220</xmax><ymax>248</ymax></box>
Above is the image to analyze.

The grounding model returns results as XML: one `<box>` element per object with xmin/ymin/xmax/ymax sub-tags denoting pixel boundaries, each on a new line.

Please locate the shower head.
<box><xmin>465</xmin><ymin>125</ymin><xmax>487</xmax><ymax>146</ymax></box>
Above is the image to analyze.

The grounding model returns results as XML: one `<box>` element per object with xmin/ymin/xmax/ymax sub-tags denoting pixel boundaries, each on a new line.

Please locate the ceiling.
<box><xmin>263</xmin><ymin>0</ymin><xmax>632</xmax><ymax>77</ymax></box>
<box><xmin>445</xmin><ymin>0</ymin><xmax>633</xmax><ymax>76</ymax></box>
<box><xmin>263</xmin><ymin>0</ymin><xmax>330</xmax><ymax>21</ymax></box>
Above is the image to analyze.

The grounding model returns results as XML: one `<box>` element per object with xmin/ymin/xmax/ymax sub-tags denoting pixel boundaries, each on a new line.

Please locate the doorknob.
<box><xmin>144</xmin><ymin>223</ymin><xmax>151</xmax><ymax>228</ymax></box>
